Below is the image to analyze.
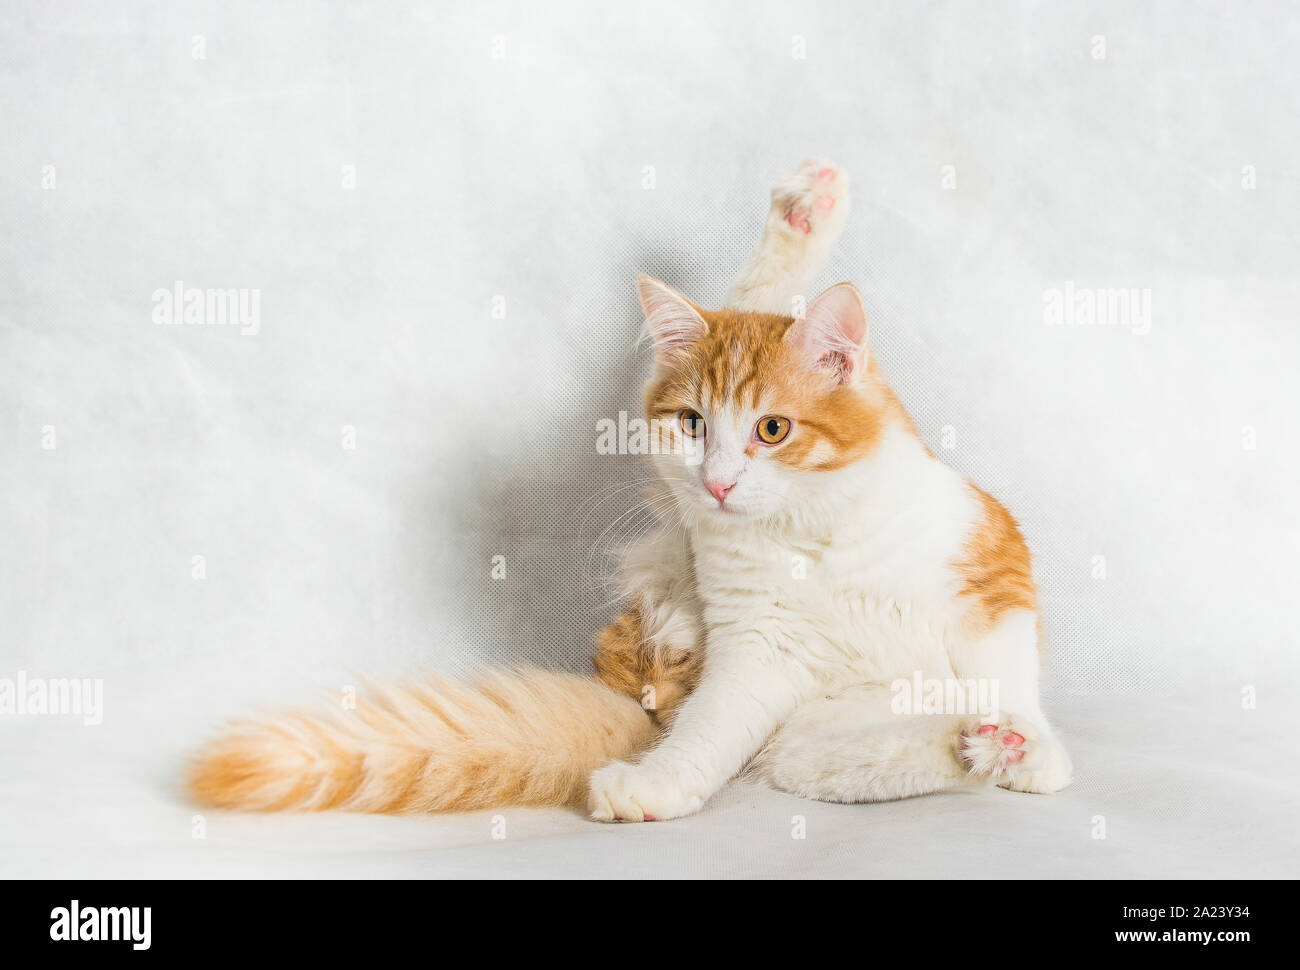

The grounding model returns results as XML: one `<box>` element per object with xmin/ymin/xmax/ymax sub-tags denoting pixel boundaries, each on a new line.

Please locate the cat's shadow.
<box><xmin>399</xmin><ymin>245</ymin><xmax>720</xmax><ymax>674</ymax></box>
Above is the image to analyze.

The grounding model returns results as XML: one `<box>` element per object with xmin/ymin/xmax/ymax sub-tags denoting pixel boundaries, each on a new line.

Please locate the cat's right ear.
<box><xmin>636</xmin><ymin>276</ymin><xmax>708</xmax><ymax>361</ymax></box>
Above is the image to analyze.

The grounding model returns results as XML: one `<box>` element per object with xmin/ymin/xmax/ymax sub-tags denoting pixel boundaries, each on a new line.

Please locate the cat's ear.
<box><xmin>785</xmin><ymin>283</ymin><xmax>869</xmax><ymax>384</ymax></box>
<box><xmin>636</xmin><ymin>276</ymin><xmax>708</xmax><ymax>360</ymax></box>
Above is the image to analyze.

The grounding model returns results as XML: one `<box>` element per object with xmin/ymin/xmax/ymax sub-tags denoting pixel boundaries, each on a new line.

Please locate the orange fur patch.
<box><xmin>957</xmin><ymin>484</ymin><xmax>1039</xmax><ymax>634</ymax></box>
<box><xmin>593</xmin><ymin>609</ymin><xmax>701</xmax><ymax>722</ymax></box>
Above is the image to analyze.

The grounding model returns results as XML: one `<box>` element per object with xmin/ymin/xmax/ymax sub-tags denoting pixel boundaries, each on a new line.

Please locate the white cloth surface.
<box><xmin>2</xmin><ymin>0</ymin><xmax>1297</xmax><ymax>879</ymax></box>
<box><xmin>1</xmin><ymin>692</ymin><xmax>1294</xmax><ymax>879</ymax></box>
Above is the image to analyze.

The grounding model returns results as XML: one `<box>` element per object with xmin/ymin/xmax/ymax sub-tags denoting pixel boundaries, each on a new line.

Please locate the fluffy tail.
<box><xmin>188</xmin><ymin>669</ymin><xmax>658</xmax><ymax>814</ymax></box>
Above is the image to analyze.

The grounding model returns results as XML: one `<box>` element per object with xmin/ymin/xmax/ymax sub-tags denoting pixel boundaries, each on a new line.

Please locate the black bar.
<box><xmin>1</xmin><ymin>879</ymin><xmax>1276</xmax><ymax>956</ymax></box>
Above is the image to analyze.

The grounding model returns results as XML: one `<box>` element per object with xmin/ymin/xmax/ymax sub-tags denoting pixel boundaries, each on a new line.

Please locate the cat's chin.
<box><xmin>698</xmin><ymin>500</ymin><xmax>772</xmax><ymax>524</ymax></box>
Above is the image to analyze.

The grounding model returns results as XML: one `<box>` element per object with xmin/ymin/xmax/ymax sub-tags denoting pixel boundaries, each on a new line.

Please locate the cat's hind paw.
<box><xmin>770</xmin><ymin>157</ymin><xmax>850</xmax><ymax>237</ymax></box>
<box><xmin>960</xmin><ymin>718</ymin><xmax>1072</xmax><ymax>793</ymax></box>
<box><xmin>961</xmin><ymin>721</ymin><xmax>1028</xmax><ymax>778</ymax></box>
<box><xmin>1001</xmin><ymin>737</ymin><xmax>1073</xmax><ymax>794</ymax></box>
<box><xmin>961</xmin><ymin>717</ymin><xmax>1029</xmax><ymax>780</ymax></box>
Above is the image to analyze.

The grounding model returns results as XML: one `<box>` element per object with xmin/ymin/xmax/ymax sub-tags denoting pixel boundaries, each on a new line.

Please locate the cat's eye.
<box><xmin>755</xmin><ymin>415</ymin><xmax>791</xmax><ymax>444</ymax></box>
<box><xmin>680</xmin><ymin>409</ymin><xmax>706</xmax><ymax>438</ymax></box>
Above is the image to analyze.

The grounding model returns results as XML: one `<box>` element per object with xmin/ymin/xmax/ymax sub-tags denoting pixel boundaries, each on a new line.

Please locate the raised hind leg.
<box><xmin>725</xmin><ymin>157</ymin><xmax>850</xmax><ymax>315</ymax></box>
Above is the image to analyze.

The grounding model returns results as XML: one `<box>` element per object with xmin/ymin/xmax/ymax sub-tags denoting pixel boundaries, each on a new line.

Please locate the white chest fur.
<box><xmin>687</xmin><ymin>426</ymin><xmax>980</xmax><ymax>686</ymax></box>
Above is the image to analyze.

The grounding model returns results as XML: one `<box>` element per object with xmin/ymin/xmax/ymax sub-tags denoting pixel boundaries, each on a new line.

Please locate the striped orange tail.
<box><xmin>189</xmin><ymin>669</ymin><xmax>657</xmax><ymax>814</ymax></box>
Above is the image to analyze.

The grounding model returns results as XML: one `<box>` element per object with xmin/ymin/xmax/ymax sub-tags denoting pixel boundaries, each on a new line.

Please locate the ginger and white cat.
<box><xmin>190</xmin><ymin>158</ymin><xmax>1071</xmax><ymax>820</ymax></box>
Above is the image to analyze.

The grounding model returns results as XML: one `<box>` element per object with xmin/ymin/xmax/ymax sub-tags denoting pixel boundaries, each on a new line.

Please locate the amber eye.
<box><xmin>755</xmin><ymin>415</ymin><xmax>791</xmax><ymax>444</ymax></box>
<box><xmin>680</xmin><ymin>409</ymin><xmax>706</xmax><ymax>438</ymax></box>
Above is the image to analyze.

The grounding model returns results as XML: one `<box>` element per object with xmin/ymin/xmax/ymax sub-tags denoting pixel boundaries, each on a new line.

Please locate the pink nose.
<box><xmin>705</xmin><ymin>480</ymin><xmax>736</xmax><ymax>505</ymax></box>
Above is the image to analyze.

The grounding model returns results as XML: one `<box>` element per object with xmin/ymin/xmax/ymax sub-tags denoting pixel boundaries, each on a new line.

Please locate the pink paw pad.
<box><xmin>1002</xmin><ymin>731</ymin><xmax>1026</xmax><ymax>762</ymax></box>
<box><xmin>778</xmin><ymin>162</ymin><xmax>843</xmax><ymax>234</ymax></box>
<box><xmin>964</xmin><ymin>722</ymin><xmax>1031</xmax><ymax>776</ymax></box>
<box><xmin>973</xmin><ymin>724</ymin><xmax>1027</xmax><ymax>757</ymax></box>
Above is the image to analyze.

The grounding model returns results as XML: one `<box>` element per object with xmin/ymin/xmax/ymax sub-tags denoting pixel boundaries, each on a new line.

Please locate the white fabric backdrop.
<box><xmin>2</xmin><ymin>0</ymin><xmax>1297</xmax><ymax>878</ymax></box>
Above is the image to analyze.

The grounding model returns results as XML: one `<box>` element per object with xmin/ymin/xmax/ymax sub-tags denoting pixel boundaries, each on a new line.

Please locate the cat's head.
<box><xmin>637</xmin><ymin>276</ymin><xmax>902</xmax><ymax>524</ymax></box>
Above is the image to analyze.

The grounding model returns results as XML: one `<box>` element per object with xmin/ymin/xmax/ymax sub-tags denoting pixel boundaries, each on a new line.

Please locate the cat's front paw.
<box><xmin>587</xmin><ymin>760</ymin><xmax>705</xmax><ymax>823</ymax></box>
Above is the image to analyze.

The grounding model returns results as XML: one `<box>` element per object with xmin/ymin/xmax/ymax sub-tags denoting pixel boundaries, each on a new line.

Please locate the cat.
<box><xmin>190</xmin><ymin>158</ymin><xmax>1072</xmax><ymax>820</ymax></box>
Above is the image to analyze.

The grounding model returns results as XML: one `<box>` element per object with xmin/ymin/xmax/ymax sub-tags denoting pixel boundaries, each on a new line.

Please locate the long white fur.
<box><xmin>588</xmin><ymin>159</ymin><xmax>1072</xmax><ymax>821</ymax></box>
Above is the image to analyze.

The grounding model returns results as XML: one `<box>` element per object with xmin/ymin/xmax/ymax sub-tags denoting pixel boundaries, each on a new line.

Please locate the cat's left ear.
<box><xmin>785</xmin><ymin>283</ymin><xmax>869</xmax><ymax>384</ymax></box>
<box><xmin>636</xmin><ymin>276</ymin><xmax>708</xmax><ymax>362</ymax></box>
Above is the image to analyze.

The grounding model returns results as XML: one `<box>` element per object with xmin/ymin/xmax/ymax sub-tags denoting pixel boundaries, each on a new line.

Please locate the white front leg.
<box><xmin>588</xmin><ymin>627</ymin><xmax>815</xmax><ymax>822</ymax></box>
